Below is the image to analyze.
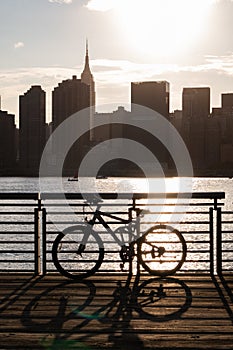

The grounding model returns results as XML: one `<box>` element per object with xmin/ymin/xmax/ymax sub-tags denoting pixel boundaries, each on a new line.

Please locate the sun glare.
<box><xmin>114</xmin><ymin>0</ymin><xmax>215</xmax><ymax>58</ymax></box>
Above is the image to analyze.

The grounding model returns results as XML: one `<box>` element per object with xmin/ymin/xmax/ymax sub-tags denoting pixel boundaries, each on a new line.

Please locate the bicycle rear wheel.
<box><xmin>52</xmin><ymin>224</ymin><xmax>104</xmax><ymax>280</ymax></box>
<box><xmin>138</xmin><ymin>225</ymin><xmax>186</xmax><ymax>276</ymax></box>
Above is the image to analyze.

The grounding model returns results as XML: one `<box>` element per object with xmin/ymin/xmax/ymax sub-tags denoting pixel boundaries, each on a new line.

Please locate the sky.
<box><xmin>1</xmin><ymin>0</ymin><xmax>233</xmax><ymax>126</ymax></box>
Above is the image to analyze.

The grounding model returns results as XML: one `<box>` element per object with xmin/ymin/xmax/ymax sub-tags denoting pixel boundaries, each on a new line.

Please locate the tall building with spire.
<box><xmin>52</xmin><ymin>40</ymin><xmax>95</xmax><ymax>131</ymax></box>
<box><xmin>81</xmin><ymin>39</ymin><xmax>95</xmax><ymax>140</ymax></box>
<box><xmin>81</xmin><ymin>39</ymin><xmax>95</xmax><ymax>109</ymax></box>
<box><xmin>51</xmin><ymin>42</ymin><xmax>95</xmax><ymax>174</ymax></box>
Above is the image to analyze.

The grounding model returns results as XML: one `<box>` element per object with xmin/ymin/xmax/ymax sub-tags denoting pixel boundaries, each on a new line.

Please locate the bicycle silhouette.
<box><xmin>52</xmin><ymin>198</ymin><xmax>187</xmax><ymax>280</ymax></box>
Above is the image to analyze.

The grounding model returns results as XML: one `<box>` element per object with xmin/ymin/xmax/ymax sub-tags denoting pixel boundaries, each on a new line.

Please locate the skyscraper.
<box><xmin>19</xmin><ymin>85</ymin><xmax>46</xmax><ymax>175</ymax></box>
<box><xmin>52</xmin><ymin>42</ymin><xmax>95</xmax><ymax>132</ymax></box>
<box><xmin>0</xmin><ymin>110</ymin><xmax>16</xmax><ymax>174</ymax></box>
<box><xmin>182</xmin><ymin>87</ymin><xmax>210</xmax><ymax>119</ymax></box>
<box><xmin>81</xmin><ymin>40</ymin><xmax>95</xmax><ymax>112</ymax></box>
<box><xmin>52</xmin><ymin>75</ymin><xmax>90</xmax><ymax>130</ymax></box>
<box><xmin>131</xmin><ymin>81</ymin><xmax>170</xmax><ymax>118</ymax></box>
<box><xmin>221</xmin><ymin>93</ymin><xmax>233</xmax><ymax>111</ymax></box>
<box><xmin>182</xmin><ymin>87</ymin><xmax>210</xmax><ymax>170</ymax></box>
<box><xmin>130</xmin><ymin>81</ymin><xmax>170</xmax><ymax>169</ymax></box>
<box><xmin>52</xmin><ymin>75</ymin><xmax>90</xmax><ymax>174</ymax></box>
<box><xmin>81</xmin><ymin>40</ymin><xmax>95</xmax><ymax>141</ymax></box>
<box><xmin>52</xmin><ymin>43</ymin><xmax>95</xmax><ymax>174</ymax></box>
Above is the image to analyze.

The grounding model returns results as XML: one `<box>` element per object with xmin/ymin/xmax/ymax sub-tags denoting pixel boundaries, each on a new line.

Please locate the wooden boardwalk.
<box><xmin>0</xmin><ymin>273</ymin><xmax>232</xmax><ymax>349</ymax></box>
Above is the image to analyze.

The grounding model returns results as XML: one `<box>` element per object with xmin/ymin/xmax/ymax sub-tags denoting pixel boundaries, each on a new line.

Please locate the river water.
<box><xmin>0</xmin><ymin>176</ymin><xmax>232</xmax><ymax>207</ymax></box>
<box><xmin>0</xmin><ymin>176</ymin><xmax>232</xmax><ymax>197</ymax></box>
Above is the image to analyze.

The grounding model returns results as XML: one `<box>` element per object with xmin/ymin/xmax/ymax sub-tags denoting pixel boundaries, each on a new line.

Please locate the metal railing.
<box><xmin>0</xmin><ymin>193</ymin><xmax>41</xmax><ymax>273</ymax></box>
<box><xmin>216</xmin><ymin>207</ymin><xmax>233</xmax><ymax>275</ymax></box>
<box><xmin>0</xmin><ymin>191</ymin><xmax>231</xmax><ymax>276</ymax></box>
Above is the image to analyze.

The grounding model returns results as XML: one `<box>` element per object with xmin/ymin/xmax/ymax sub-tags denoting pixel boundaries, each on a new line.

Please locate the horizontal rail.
<box><xmin>0</xmin><ymin>193</ymin><xmax>39</xmax><ymax>200</ymax></box>
<box><xmin>40</xmin><ymin>192</ymin><xmax>225</xmax><ymax>200</ymax></box>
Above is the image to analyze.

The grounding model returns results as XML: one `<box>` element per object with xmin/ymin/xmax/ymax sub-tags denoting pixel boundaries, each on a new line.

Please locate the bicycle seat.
<box><xmin>140</xmin><ymin>209</ymin><xmax>151</xmax><ymax>215</ymax></box>
<box><xmin>84</xmin><ymin>194</ymin><xmax>103</xmax><ymax>205</ymax></box>
<box><xmin>129</xmin><ymin>208</ymin><xmax>151</xmax><ymax>217</ymax></box>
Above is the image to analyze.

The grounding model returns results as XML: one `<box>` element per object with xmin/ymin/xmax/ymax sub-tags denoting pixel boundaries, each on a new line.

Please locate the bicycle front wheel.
<box><xmin>52</xmin><ymin>224</ymin><xmax>104</xmax><ymax>280</ymax></box>
<box><xmin>138</xmin><ymin>225</ymin><xmax>186</xmax><ymax>276</ymax></box>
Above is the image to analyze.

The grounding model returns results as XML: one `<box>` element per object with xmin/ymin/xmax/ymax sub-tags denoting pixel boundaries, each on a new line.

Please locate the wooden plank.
<box><xmin>0</xmin><ymin>273</ymin><xmax>232</xmax><ymax>349</ymax></box>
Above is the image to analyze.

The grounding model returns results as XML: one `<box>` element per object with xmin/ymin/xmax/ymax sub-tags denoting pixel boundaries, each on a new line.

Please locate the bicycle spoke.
<box><xmin>52</xmin><ymin>225</ymin><xmax>104</xmax><ymax>280</ymax></box>
<box><xmin>139</xmin><ymin>225</ymin><xmax>186</xmax><ymax>276</ymax></box>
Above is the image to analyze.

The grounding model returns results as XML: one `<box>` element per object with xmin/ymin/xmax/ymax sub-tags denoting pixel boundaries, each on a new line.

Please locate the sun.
<box><xmin>114</xmin><ymin>0</ymin><xmax>215</xmax><ymax>58</ymax></box>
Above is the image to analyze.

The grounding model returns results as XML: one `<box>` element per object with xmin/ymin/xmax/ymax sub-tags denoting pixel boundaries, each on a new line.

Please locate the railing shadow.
<box><xmin>0</xmin><ymin>275</ymin><xmax>41</xmax><ymax>313</ymax></box>
<box><xmin>212</xmin><ymin>273</ymin><xmax>233</xmax><ymax>324</ymax></box>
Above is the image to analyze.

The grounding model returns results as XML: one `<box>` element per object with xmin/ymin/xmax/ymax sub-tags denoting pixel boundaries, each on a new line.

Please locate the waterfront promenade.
<box><xmin>0</xmin><ymin>272</ymin><xmax>232</xmax><ymax>349</ymax></box>
<box><xmin>0</xmin><ymin>190</ymin><xmax>233</xmax><ymax>348</ymax></box>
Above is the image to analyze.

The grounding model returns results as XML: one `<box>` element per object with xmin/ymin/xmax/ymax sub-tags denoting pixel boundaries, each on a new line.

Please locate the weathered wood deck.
<box><xmin>0</xmin><ymin>273</ymin><xmax>232</xmax><ymax>349</ymax></box>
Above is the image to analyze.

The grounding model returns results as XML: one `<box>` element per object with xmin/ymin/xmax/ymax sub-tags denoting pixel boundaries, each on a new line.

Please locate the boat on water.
<box><xmin>96</xmin><ymin>175</ymin><xmax>108</xmax><ymax>179</ymax></box>
<box><xmin>68</xmin><ymin>177</ymin><xmax>78</xmax><ymax>181</ymax></box>
<box><xmin>68</xmin><ymin>175</ymin><xmax>107</xmax><ymax>181</ymax></box>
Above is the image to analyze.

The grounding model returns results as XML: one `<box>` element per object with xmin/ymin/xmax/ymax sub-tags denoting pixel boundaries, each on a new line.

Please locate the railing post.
<box><xmin>216</xmin><ymin>207</ymin><xmax>222</xmax><ymax>276</ymax></box>
<box><xmin>34</xmin><ymin>208</ymin><xmax>41</xmax><ymax>275</ymax></box>
<box><xmin>42</xmin><ymin>208</ymin><xmax>47</xmax><ymax>275</ymax></box>
<box><xmin>209</xmin><ymin>207</ymin><xmax>214</xmax><ymax>275</ymax></box>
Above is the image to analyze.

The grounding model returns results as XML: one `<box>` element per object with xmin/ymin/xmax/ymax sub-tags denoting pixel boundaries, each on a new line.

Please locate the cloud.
<box><xmin>92</xmin><ymin>54</ymin><xmax>233</xmax><ymax>83</ymax></box>
<box><xmin>85</xmin><ymin>0</ymin><xmax>116</xmax><ymax>11</ymax></box>
<box><xmin>48</xmin><ymin>0</ymin><xmax>72</xmax><ymax>4</ymax></box>
<box><xmin>14</xmin><ymin>42</ymin><xmax>24</xmax><ymax>49</ymax></box>
<box><xmin>85</xmin><ymin>0</ymin><xmax>222</xmax><ymax>12</ymax></box>
<box><xmin>203</xmin><ymin>54</ymin><xmax>233</xmax><ymax>75</ymax></box>
<box><xmin>92</xmin><ymin>59</ymin><xmax>188</xmax><ymax>88</ymax></box>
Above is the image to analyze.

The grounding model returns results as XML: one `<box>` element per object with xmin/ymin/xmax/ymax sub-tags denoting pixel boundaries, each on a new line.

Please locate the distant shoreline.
<box><xmin>0</xmin><ymin>174</ymin><xmax>232</xmax><ymax>178</ymax></box>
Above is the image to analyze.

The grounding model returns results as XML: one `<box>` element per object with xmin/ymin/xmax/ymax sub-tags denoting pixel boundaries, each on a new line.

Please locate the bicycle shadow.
<box><xmin>20</xmin><ymin>272</ymin><xmax>192</xmax><ymax>349</ymax></box>
<box><xmin>21</xmin><ymin>278</ymin><xmax>96</xmax><ymax>333</ymax></box>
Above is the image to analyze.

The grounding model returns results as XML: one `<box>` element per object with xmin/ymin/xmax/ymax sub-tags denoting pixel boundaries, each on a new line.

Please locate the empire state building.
<box><xmin>81</xmin><ymin>40</ymin><xmax>96</xmax><ymax>141</ymax></box>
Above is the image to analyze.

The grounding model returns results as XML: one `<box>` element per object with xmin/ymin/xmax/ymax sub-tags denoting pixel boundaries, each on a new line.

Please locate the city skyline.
<box><xmin>1</xmin><ymin>0</ymin><xmax>233</xmax><ymax>125</ymax></box>
<box><xmin>1</xmin><ymin>51</ymin><xmax>233</xmax><ymax>177</ymax></box>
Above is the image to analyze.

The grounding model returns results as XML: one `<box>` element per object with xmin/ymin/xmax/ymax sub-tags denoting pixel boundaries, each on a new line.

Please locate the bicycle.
<box><xmin>52</xmin><ymin>198</ymin><xmax>187</xmax><ymax>280</ymax></box>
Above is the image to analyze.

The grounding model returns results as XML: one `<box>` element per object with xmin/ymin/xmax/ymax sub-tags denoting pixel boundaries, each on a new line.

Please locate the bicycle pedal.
<box><xmin>76</xmin><ymin>243</ymin><xmax>85</xmax><ymax>255</ymax></box>
<box><xmin>120</xmin><ymin>263</ymin><xmax>124</xmax><ymax>271</ymax></box>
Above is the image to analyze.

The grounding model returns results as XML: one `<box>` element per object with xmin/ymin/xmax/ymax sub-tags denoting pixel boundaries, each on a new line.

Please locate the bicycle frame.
<box><xmin>82</xmin><ymin>203</ymin><xmax>142</xmax><ymax>249</ymax></box>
